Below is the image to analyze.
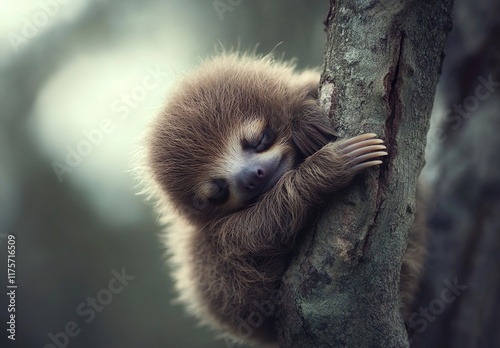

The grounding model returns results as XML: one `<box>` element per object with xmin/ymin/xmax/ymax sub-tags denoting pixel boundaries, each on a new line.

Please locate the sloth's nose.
<box><xmin>237</xmin><ymin>167</ymin><xmax>267</xmax><ymax>192</ymax></box>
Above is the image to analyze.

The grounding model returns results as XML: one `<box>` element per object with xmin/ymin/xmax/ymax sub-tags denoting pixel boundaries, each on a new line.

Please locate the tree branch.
<box><xmin>278</xmin><ymin>1</ymin><xmax>453</xmax><ymax>347</ymax></box>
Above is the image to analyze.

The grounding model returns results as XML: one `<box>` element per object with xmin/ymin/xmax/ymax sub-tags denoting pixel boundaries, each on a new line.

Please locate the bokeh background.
<box><xmin>0</xmin><ymin>0</ymin><xmax>499</xmax><ymax>348</ymax></box>
<box><xmin>0</xmin><ymin>1</ymin><xmax>327</xmax><ymax>348</ymax></box>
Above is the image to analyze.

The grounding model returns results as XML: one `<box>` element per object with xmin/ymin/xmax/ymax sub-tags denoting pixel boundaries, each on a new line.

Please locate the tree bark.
<box><xmin>412</xmin><ymin>0</ymin><xmax>500</xmax><ymax>346</ymax></box>
<box><xmin>278</xmin><ymin>1</ymin><xmax>453</xmax><ymax>347</ymax></box>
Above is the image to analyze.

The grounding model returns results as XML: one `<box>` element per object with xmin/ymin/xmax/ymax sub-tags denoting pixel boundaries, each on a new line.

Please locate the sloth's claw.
<box><xmin>350</xmin><ymin>151</ymin><xmax>388</xmax><ymax>165</ymax></box>
<box><xmin>340</xmin><ymin>133</ymin><xmax>387</xmax><ymax>172</ymax></box>
<box><xmin>351</xmin><ymin>160</ymin><xmax>383</xmax><ymax>171</ymax></box>
<box><xmin>348</xmin><ymin>145</ymin><xmax>387</xmax><ymax>159</ymax></box>
<box><xmin>340</xmin><ymin>133</ymin><xmax>378</xmax><ymax>149</ymax></box>
<box><xmin>342</xmin><ymin>139</ymin><xmax>385</xmax><ymax>154</ymax></box>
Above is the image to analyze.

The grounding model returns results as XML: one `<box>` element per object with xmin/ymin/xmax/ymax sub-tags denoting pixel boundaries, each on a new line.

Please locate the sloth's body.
<box><xmin>143</xmin><ymin>53</ymin><xmax>424</xmax><ymax>345</ymax></box>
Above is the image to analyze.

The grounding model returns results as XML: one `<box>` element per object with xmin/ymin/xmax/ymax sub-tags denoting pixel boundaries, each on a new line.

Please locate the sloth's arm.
<box><xmin>210</xmin><ymin>133</ymin><xmax>387</xmax><ymax>258</ymax></box>
<box><xmin>290</xmin><ymin>71</ymin><xmax>337</xmax><ymax>157</ymax></box>
<box><xmin>291</xmin><ymin>101</ymin><xmax>338</xmax><ymax>157</ymax></box>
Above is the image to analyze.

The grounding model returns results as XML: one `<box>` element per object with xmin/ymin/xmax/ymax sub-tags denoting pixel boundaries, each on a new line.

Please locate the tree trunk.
<box><xmin>412</xmin><ymin>0</ymin><xmax>500</xmax><ymax>346</ymax></box>
<box><xmin>278</xmin><ymin>1</ymin><xmax>453</xmax><ymax>347</ymax></box>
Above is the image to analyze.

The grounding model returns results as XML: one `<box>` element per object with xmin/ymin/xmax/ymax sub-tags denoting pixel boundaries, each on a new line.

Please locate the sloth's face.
<box><xmin>191</xmin><ymin>119</ymin><xmax>295</xmax><ymax>214</ymax></box>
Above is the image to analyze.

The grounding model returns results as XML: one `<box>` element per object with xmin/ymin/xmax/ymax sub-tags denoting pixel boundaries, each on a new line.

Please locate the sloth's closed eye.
<box><xmin>255</xmin><ymin>128</ymin><xmax>275</xmax><ymax>152</ymax></box>
<box><xmin>243</xmin><ymin>127</ymin><xmax>275</xmax><ymax>152</ymax></box>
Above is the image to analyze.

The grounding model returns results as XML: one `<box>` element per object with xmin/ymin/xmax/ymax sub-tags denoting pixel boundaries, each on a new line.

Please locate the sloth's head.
<box><xmin>180</xmin><ymin>117</ymin><xmax>295</xmax><ymax>215</ymax></box>
<box><xmin>146</xmin><ymin>54</ymin><xmax>331</xmax><ymax>221</ymax></box>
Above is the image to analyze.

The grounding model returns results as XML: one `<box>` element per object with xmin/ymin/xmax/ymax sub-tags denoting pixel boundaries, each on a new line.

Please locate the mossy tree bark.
<box><xmin>278</xmin><ymin>1</ymin><xmax>453</xmax><ymax>347</ymax></box>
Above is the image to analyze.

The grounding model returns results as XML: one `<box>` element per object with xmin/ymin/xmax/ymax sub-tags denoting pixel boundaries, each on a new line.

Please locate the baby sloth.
<box><xmin>144</xmin><ymin>53</ymin><xmax>416</xmax><ymax>346</ymax></box>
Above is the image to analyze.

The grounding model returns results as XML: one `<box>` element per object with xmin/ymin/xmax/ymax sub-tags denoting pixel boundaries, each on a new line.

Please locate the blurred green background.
<box><xmin>0</xmin><ymin>1</ymin><xmax>328</xmax><ymax>347</ymax></box>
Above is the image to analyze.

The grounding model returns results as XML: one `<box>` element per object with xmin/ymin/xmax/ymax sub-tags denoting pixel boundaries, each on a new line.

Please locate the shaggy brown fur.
<box><xmin>142</xmin><ymin>53</ymin><xmax>425</xmax><ymax>346</ymax></box>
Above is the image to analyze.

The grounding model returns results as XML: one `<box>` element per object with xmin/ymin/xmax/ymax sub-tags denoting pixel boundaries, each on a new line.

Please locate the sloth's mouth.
<box><xmin>257</xmin><ymin>156</ymin><xmax>288</xmax><ymax>198</ymax></box>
